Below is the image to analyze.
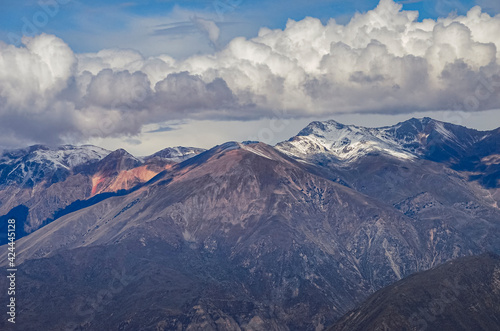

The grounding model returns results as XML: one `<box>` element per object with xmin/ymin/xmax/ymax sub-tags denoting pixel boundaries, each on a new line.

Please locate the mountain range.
<box><xmin>0</xmin><ymin>145</ymin><xmax>205</xmax><ymax>244</ymax></box>
<box><xmin>0</xmin><ymin>117</ymin><xmax>499</xmax><ymax>330</ymax></box>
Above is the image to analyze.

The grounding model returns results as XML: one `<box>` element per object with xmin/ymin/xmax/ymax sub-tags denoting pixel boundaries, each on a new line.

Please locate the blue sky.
<box><xmin>1</xmin><ymin>0</ymin><xmax>496</xmax><ymax>57</ymax></box>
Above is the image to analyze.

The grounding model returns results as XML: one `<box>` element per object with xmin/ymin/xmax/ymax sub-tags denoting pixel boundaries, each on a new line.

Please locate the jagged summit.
<box><xmin>144</xmin><ymin>146</ymin><xmax>206</xmax><ymax>162</ymax></box>
<box><xmin>296</xmin><ymin>120</ymin><xmax>347</xmax><ymax>137</ymax></box>
<box><xmin>95</xmin><ymin>148</ymin><xmax>142</xmax><ymax>176</ymax></box>
<box><xmin>276</xmin><ymin>117</ymin><xmax>496</xmax><ymax>164</ymax></box>
<box><xmin>1</xmin><ymin>144</ymin><xmax>110</xmax><ymax>167</ymax></box>
<box><xmin>0</xmin><ymin>144</ymin><xmax>111</xmax><ymax>186</ymax></box>
<box><xmin>0</xmin><ymin>144</ymin><xmax>209</xmax><ymax>188</ymax></box>
<box><xmin>277</xmin><ymin>118</ymin><xmax>416</xmax><ymax>162</ymax></box>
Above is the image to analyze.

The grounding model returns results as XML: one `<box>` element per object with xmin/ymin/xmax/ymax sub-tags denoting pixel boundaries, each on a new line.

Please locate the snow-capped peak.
<box><xmin>0</xmin><ymin>145</ymin><xmax>111</xmax><ymax>186</ymax></box>
<box><xmin>1</xmin><ymin>144</ymin><xmax>110</xmax><ymax>169</ymax></box>
<box><xmin>38</xmin><ymin>145</ymin><xmax>111</xmax><ymax>169</ymax></box>
<box><xmin>276</xmin><ymin>120</ymin><xmax>417</xmax><ymax>163</ymax></box>
<box><xmin>275</xmin><ymin>117</ymin><xmax>489</xmax><ymax>164</ymax></box>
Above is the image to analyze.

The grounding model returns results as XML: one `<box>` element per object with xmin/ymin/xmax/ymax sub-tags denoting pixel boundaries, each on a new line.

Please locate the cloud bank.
<box><xmin>1</xmin><ymin>0</ymin><xmax>500</xmax><ymax>146</ymax></box>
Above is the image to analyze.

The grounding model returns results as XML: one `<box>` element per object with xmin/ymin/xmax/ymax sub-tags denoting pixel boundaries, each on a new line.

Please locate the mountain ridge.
<box><xmin>0</xmin><ymin>117</ymin><xmax>499</xmax><ymax>330</ymax></box>
<box><xmin>276</xmin><ymin>117</ymin><xmax>500</xmax><ymax>189</ymax></box>
<box><xmin>277</xmin><ymin>117</ymin><xmax>497</xmax><ymax>163</ymax></box>
<box><xmin>329</xmin><ymin>253</ymin><xmax>500</xmax><ymax>331</ymax></box>
<box><xmin>0</xmin><ymin>144</ymin><xmax>205</xmax><ymax>244</ymax></box>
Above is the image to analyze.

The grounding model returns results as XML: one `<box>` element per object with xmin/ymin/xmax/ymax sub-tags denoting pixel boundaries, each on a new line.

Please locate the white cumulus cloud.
<box><xmin>0</xmin><ymin>0</ymin><xmax>499</xmax><ymax>147</ymax></box>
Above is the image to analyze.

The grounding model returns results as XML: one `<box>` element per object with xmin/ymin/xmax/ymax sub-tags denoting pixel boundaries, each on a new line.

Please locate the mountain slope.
<box><xmin>277</xmin><ymin>119</ymin><xmax>500</xmax><ymax>266</ymax></box>
<box><xmin>1</xmin><ymin>142</ymin><xmax>499</xmax><ymax>330</ymax></box>
<box><xmin>0</xmin><ymin>144</ymin><xmax>110</xmax><ymax>187</ymax></box>
<box><xmin>276</xmin><ymin>118</ymin><xmax>500</xmax><ymax>189</ymax></box>
<box><xmin>0</xmin><ymin>145</ymin><xmax>204</xmax><ymax>244</ymax></box>
<box><xmin>0</xmin><ymin>118</ymin><xmax>498</xmax><ymax>330</ymax></box>
<box><xmin>329</xmin><ymin>253</ymin><xmax>500</xmax><ymax>331</ymax></box>
<box><xmin>0</xmin><ymin>142</ymin><xmax>429</xmax><ymax>330</ymax></box>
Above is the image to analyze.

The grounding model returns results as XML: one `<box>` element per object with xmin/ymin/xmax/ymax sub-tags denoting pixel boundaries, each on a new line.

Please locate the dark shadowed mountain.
<box><xmin>329</xmin><ymin>253</ymin><xmax>500</xmax><ymax>331</ymax></box>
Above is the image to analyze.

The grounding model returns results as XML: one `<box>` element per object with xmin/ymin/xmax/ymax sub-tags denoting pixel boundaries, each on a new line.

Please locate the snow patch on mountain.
<box><xmin>275</xmin><ymin>117</ymin><xmax>497</xmax><ymax>165</ymax></box>
<box><xmin>1</xmin><ymin>145</ymin><xmax>110</xmax><ymax>168</ymax></box>
<box><xmin>145</xmin><ymin>146</ymin><xmax>206</xmax><ymax>163</ymax></box>
<box><xmin>0</xmin><ymin>145</ymin><xmax>110</xmax><ymax>186</ymax></box>
<box><xmin>35</xmin><ymin>145</ymin><xmax>110</xmax><ymax>169</ymax></box>
<box><xmin>276</xmin><ymin>119</ymin><xmax>418</xmax><ymax>163</ymax></box>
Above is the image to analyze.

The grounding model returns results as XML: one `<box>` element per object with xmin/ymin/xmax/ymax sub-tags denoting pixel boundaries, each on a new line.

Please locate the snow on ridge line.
<box><xmin>0</xmin><ymin>145</ymin><xmax>111</xmax><ymax>168</ymax></box>
<box><xmin>144</xmin><ymin>146</ymin><xmax>207</xmax><ymax>162</ymax></box>
<box><xmin>30</xmin><ymin>145</ymin><xmax>112</xmax><ymax>169</ymax></box>
<box><xmin>2</xmin><ymin>144</ymin><xmax>208</xmax><ymax>169</ymax></box>
<box><xmin>275</xmin><ymin>119</ymin><xmax>428</xmax><ymax>162</ymax></box>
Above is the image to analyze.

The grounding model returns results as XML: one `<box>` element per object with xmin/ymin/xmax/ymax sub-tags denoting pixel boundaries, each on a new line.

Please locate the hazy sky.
<box><xmin>0</xmin><ymin>0</ymin><xmax>499</xmax><ymax>155</ymax></box>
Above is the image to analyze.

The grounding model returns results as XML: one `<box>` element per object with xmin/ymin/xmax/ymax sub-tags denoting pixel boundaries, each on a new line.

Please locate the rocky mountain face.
<box><xmin>0</xmin><ymin>144</ymin><xmax>110</xmax><ymax>187</ymax></box>
<box><xmin>0</xmin><ymin>145</ymin><xmax>205</xmax><ymax>244</ymax></box>
<box><xmin>276</xmin><ymin>117</ymin><xmax>500</xmax><ymax>188</ymax></box>
<box><xmin>330</xmin><ymin>253</ymin><xmax>500</xmax><ymax>331</ymax></box>
<box><xmin>277</xmin><ymin>118</ymin><xmax>500</xmax><ymax>267</ymax></box>
<box><xmin>0</xmin><ymin>142</ymin><xmax>419</xmax><ymax>330</ymax></box>
<box><xmin>0</xmin><ymin>118</ymin><xmax>499</xmax><ymax>330</ymax></box>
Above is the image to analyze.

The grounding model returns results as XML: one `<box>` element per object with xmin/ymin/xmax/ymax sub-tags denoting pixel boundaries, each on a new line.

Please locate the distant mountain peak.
<box><xmin>0</xmin><ymin>144</ymin><xmax>111</xmax><ymax>187</ymax></box>
<box><xmin>106</xmin><ymin>148</ymin><xmax>136</xmax><ymax>158</ymax></box>
<box><xmin>145</xmin><ymin>146</ymin><xmax>206</xmax><ymax>163</ymax></box>
<box><xmin>218</xmin><ymin>141</ymin><xmax>244</xmax><ymax>151</ymax></box>
<box><xmin>296</xmin><ymin>120</ymin><xmax>346</xmax><ymax>137</ymax></box>
<box><xmin>277</xmin><ymin>119</ymin><xmax>416</xmax><ymax>163</ymax></box>
<box><xmin>96</xmin><ymin>148</ymin><xmax>142</xmax><ymax>176</ymax></box>
<box><xmin>276</xmin><ymin>117</ymin><xmax>495</xmax><ymax>165</ymax></box>
<box><xmin>215</xmin><ymin>141</ymin><xmax>282</xmax><ymax>160</ymax></box>
<box><xmin>174</xmin><ymin>141</ymin><xmax>286</xmax><ymax>178</ymax></box>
